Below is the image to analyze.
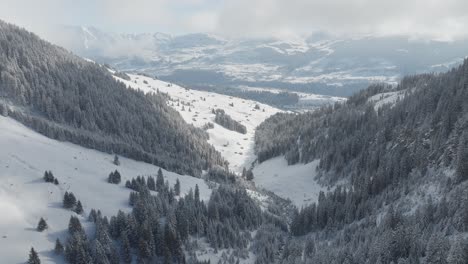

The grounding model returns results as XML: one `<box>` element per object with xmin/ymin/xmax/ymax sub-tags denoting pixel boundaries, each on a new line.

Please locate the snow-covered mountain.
<box><xmin>51</xmin><ymin>26</ymin><xmax>468</xmax><ymax>96</ymax></box>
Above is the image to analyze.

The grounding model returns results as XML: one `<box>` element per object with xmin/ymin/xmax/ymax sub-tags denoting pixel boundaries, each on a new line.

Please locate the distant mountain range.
<box><xmin>52</xmin><ymin>26</ymin><xmax>468</xmax><ymax>96</ymax></box>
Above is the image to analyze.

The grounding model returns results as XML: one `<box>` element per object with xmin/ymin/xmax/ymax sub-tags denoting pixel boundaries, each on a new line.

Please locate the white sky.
<box><xmin>0</xmin><ymin>0</ymin><xmax>467</xmax><ymax>40</ymax></box>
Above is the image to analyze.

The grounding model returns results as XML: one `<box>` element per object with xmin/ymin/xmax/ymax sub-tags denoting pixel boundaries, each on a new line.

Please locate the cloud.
<box><xmin>215</xmin><ymin>0</ymin><xmax>468</xmax><ymax>40</ymax></box>
<box><xmin>0</xmin><ymin>0</ymin><xmax>467</xmax><ymax>40</ymax></box>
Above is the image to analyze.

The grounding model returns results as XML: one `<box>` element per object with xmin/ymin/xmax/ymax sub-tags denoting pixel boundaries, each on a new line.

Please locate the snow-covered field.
<box><xmin>115</xmin><ymin>73</ymin><xmax>282</xmax><ymax>173</ymax></box>
<box><xmin>0</xmin><ymin>116</ymin><xmax>211</xmax><ymax>264</ymax></box>
<box><xmin>252</xmin><ymin>157</ymin><xmax>327</xmax><ymax>207</ymax></box>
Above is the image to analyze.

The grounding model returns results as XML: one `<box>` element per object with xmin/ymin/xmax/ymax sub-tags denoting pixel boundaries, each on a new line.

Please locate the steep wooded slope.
<box><xmin>0</xmin><ymin>20</ymin><xmax>225</xmax><ymax>176</ymax></box>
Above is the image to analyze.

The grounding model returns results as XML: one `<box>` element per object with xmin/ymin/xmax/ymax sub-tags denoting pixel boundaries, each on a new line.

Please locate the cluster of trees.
<box><xmin>212</xmin><ymin>109</ymin><xmax>247</xmax><ymax>134</ymax></box>
<box><xmin>57</xmin><ymin>179</ymin><xmax>282</xmax><ymax>263</ymax></box>
<box><xmin>63</xmin><ymin>191</ymin><xmax>83</xmax><ymax>214</ymax></box>
<box><xmin>251</xmin><ymin>60</ymin><xmax>468</xmax><ymax>263</ymax></box>
<box><xmin>0</xmin><ymin>20</ymin><xmax>226</xmax><ymax>177</ymax></box>
<box><xmin>124</xmin><ymin>168</ymin><xmax>169</xmax><ymax>193</ymax></box>
<box><xmin>43</xmin><ymin>170</ymin><xmax>59</xmax><ymax>185</ymax></box>
<box><xmin>107</xmin><ymin>170</ymin><xmax>121</xmax><ymax>184</ymax></box>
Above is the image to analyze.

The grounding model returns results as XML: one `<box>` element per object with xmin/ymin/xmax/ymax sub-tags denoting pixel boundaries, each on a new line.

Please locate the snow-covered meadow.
<box><xmin>115</xmin><ymin>73</ymin><xmax>282</xmax><ymax>174</ymax></box>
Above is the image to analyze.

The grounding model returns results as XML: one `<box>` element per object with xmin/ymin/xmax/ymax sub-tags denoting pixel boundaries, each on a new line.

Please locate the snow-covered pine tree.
<box><xmin>27</xmin><ymin>247</ymin><xmax>41</xmax><ymax>264</ymax></box>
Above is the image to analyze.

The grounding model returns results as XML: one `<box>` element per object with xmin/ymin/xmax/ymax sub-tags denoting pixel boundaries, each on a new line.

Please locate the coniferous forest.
<box><xmin>2</xmin><ymin>13</ymin><xmax>468</xmax><ymax>264</ymax></box>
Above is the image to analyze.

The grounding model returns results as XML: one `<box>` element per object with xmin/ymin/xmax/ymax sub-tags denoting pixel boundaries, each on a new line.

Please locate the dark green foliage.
<box><xmin>113</xmin><ymin>155</ymin><xmax>120</xmax><ymax>166</ymax></box>
<box><xmin>213</xmin><ymin>109</ymin><xmax>247</xmax><ymax>134</ymax></box>
<box><xmin>74</xmin><ymin>200</ymin><xmax>84</xmax><ymax>215</ymax></box>
<box><xmin>156</xmin><ymin>168</ymin><xmax>164</xmax><ymax>191</ymax></box>
<box><xmin>36</xmin><ymin>217</ymin><xmax>48</xmax><ymax>232</ymax></box>
<box><xmin>55</xmin><ymin>238</ymin><xmax>64</xmax><ymax>255</ymax></box>
<box><xmin>174</xmin><ymin>179</ymin><xmax>181</xmax><ymax>196</ymax></box>
<box><xmin>206</xmin><ymin>167</ymin><xmax>236</xmax><ymax>184</ymax></box>
<box><xmin>43</xmin><ymin>170</ymin><xmax>54</xmax><ymax>183</ymax></box>
<box><xmin>28</xmin><ymin>247</ymin><xmax>40</xmax><ymax>264</ymax></box>
<box><xmin>68</xmin><ymin>216</ymin><xmax>84</xmax><ymax>236</ymax></box>
<box><xmin>107</xmin><ymin>170</ymin><xmax>121</xmax><ymax>184</ymax></box>
<box><xmin>63</xmin><ymin>191</ymin><xmax>77</xmax><ymax>209</ymax></box>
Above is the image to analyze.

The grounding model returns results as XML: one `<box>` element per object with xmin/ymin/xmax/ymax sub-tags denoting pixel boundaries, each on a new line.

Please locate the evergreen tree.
<box><xmin>156</xmin><ymin>168</ymin><xmax>164</xmax><ymax>191</ymax></box>
<box><xmin>37</xmin><ymin>217</ymin><xmax>48</xmax><ymax>232</ymax></box>
<box><xmin>63</xmin><ymin>192</ymin><xmax>77</xmax><ymax>209</ymax></box>
<box><xmin>195</xmin><ymin>184</ymin><xmax>200</xmax><ymax>202</ymax></box>
<box><xmin>113</xmin><ymin>155</ymin><xmax>120</xmax><ymax>166</ymax></box>
<box><xmin>28</xmin><ymin>247</ymin><xmax>41</xmax><ymax>264</ymax></box>
<box><xmin>68</xmin><ymin>216</ymin><xmax>83</xmax><ymax>235</ymax></box>
<box><xmin>174</xmin><ymin>179</ymin><xmax>181</xmax><ymax>196</ymax></box>
<box><xmin>43</xmin><ymin>171</ymin><xmax>54</xmax><ymax>183</ymax></box>
<box><xmin>147</xmin><ymin>176</ymin><xmax>156</xmax><ymax>191</ymax></box>
<box><xmin>55</xmin><ymin>238</ymin><xmax>64</xmax><ymax>255</ymax></box>
<box><xmin>75</xmin><ymin>200</ymin><xmax>84</xmax><ymax>215</ymax></box>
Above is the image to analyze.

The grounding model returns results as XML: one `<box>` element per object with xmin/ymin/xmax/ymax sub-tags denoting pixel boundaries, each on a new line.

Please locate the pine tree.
<box><xmin>174</xmin><ymin>179</ymin><xmax>181</xmax><ymax>196</ymax></box>
<box><xmin>68</xmin><ymin>216</ymin><xmax>83</xmax><ymax>235</ymax></box>
<box><xmin>195</xmin><ymin>184</ymin><xmax>200</xmax><ymax>202</ymax></box>
<box><xmin>28</xmin><ymin>247</ymin><xmax>41</xmax><ymax>264</ymax></box>
<box><xmin>43</xmin><ymin>171</ymin><xmax>54</xmax><ymax>183</ymax></box>
<box><xmin>63</xmin><ymin>191</ymin><xmax>77</xmax><ymax>209</ymax></box>
<box><xmin>156</xmin><ymin>168</ymin><xmax>164</xmax><ymax>191</ymax></box>
<box><xmin>37</xmin><ymin>217</ymin><xmax>48</xmax><ymax>232</ymax></box>
<box><xmin>75</xmin><ymin>200</ymin><xmax>84</xmax><ymax>215</ymax></box>
<box><xmin>113</xmin><ymin>155</ymin><xmax>120</xmax><ymax>166</ymax></box>
<box><xmin>54</xmin><ymin>238</ymin><xmax>64</xmax><ymax>255</ymax></box>
<box><xmin>147</xmin><ymin>176</ymin><xmax>156</xmax><ymax>191</ymax></box>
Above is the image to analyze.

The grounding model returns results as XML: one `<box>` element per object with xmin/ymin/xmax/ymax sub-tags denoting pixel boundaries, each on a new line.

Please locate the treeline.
<box><xmin>58</xmin><ymin>179</ymin><xmax>285</xmax><ymax>263</ymax></box>
<box><xmin>213</xmin><ymin>109</ymin><xmax>246</xmax><ymax>134</ymax></box>
<box><xmin>0</xmin><ymin>20</ymin><xmax>226</xmax><ymax>176</ymax></box>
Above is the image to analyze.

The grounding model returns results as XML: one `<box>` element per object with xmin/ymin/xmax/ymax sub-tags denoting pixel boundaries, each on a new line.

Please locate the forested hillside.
<box><xmin>252</xmin><ymin>60</ymin><xmax>468</xmax><ymax>263</ymax></box>
<box><xmin>0</xmin><ymin>20</ymin><xmax>225</xmax><ymax>176</ymax></box>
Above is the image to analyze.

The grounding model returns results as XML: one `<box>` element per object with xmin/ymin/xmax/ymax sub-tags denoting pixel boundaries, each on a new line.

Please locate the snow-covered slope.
<box><xmin>368</xmin><ymin>89</ymin><xmax>408</xmax><ymax>110</ymax></box>
<box><xmin>115</xmin><ymin>74</ymin><xmax>282</xmax><ymax>173</ymax></box>
<box><xmin>252</xmin><ymin>157</ymin><xmax>326</xmax><ymax>207</ymax></box>
<box><xmin>0</xmin><ymin>116</ymin><xmax>211</xmax><ymax>264</ymax></box>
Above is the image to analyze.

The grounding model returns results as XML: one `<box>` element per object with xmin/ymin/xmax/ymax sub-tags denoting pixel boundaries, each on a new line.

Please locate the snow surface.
<box><xmin>252</xmin><ymin>157</ymin><xmax>326</xmax><ymax>207</ymax></box>
<box><xmin>0</xmin><ymin>116</ymin><xmax>211</xmax><ymax>264</ymax></box>
<box><xmin>115</xmin><ymin>74</ymin><xmax>282</xmax><ymax>174</ymax></box>
<box><xmin>368</xmin><ymin>89</ymin><xmax>408</xmax><ymax>110</ymax></box>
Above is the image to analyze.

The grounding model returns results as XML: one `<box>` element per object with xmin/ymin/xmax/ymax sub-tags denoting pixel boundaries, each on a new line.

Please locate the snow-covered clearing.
<box><xmin>115</xmin><ymin>73</ymin><xmax>281</xmax><ymax>174</ymax></box>
<box><xmin>0</xmin><ymin>116</ymin><xmax>210</xmax><ymax>264</ymax></box>
<box><xmin>252</xmin><ymin>157</ymin><xmax>327</xmax><ymax>208</ymax></box>
<box><xmin>368</xmin><ymin>89</ymin><xmax>408</xmax><ymax>110</ymax></box>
